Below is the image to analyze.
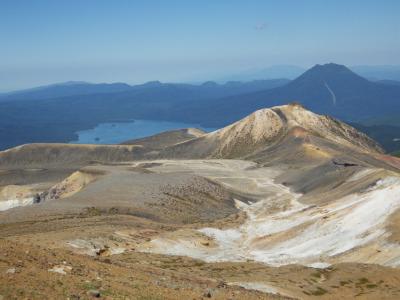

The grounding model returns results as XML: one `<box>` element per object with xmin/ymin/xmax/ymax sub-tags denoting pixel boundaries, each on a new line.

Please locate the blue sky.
<box><xmin>1</xmin><ymin>0</ymin><xmax>399</xmax><ymax>90</ymax></box>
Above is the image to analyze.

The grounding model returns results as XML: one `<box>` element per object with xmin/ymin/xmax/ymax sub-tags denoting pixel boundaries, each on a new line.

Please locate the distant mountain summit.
<box><xmin>290</xmin><ymin>63</ymin><xmax>368</xmax><ymax>88</ymax></box>
<box><xmin>280</xmin><ymin>63</ymin><xmax>400</xmax><ymax>117</ymax></box>
<box><xmin>284</xmin><ymin>63</ymin><xmax>371</xmax><ymax>107</ymax></box>
<box><xmin>1</xmin><ymin>62</ymin><xmax>400</xmax><ymax>152</ymax></box>
<box><xmin>184</xmin><ymin>63</ymin><xmax>400</xmax><ymax>126</ymax></box>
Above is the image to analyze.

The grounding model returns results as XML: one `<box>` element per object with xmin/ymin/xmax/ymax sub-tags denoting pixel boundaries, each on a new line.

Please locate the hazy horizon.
<box><xmin>1</xmin><ymin>0</ymin><xmax>400</xmax><ymax>91</ymax></box>
<box><xmin>2</xmin><ymin>63</ymin><xmax>400</xmax><ymax>93</ymax></box>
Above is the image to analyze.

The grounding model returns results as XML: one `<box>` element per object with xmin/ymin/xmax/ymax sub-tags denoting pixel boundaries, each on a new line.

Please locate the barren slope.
<box><xmin>1</xmin><ymin>104</ymin><xmax>400</xmax><ymax>299</ymax></box>
<box><xmin>158</xmin><ymin>104</ymin><xmax>383</xmax><ymax>159</ymax></box>
<box><xmin>121</xmin><ymin>127</ymin><xmax>205</xmax><ymax>149</ymax></box>
<box><xmin>0</xmin><ymin>143</ymin><xmax>145</xmax><ymax>169</ymax></box>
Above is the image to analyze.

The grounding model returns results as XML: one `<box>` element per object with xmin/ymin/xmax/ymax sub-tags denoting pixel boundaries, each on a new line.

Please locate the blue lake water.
<box><xmin>70</xmin><ymin>120</ymin><xmax>216</xmax><ymax>144</ymax></box>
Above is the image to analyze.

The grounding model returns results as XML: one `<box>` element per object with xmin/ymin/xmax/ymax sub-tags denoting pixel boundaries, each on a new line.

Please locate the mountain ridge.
<box><xmin>156</xmin><ymin>103</ymin><xmax>384</xmax><ymax>160</ymax></box>
<box><xmin>1</xmin><ymin>103</ymin><xmax>400</xmax><ymax>300</ymax></box>
<box><xmin>177</xmin><ymin>63</ymin><xmax>400</xmax><ymax>127</ymax></box>
<box><xmin>0</xmin><ymin>104</ymin><xmax>387</xmax><ymax>170</ymax></box>
<box><xmin>1</xmin><ymin>63</ymin><xmax>400</xmax><ymax>153</ymax></box>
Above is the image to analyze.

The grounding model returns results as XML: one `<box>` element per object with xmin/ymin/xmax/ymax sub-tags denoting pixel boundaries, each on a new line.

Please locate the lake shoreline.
<box><xmin>70</xmin><ymin>119</ymin><xmax>216</xmax><ymax>145</ymax></box>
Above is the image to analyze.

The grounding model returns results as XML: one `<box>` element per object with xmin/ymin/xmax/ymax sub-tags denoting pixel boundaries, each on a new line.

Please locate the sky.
<box><xmin>1</xmin><ymin>0</ymin><xmax>399</xmax><ymax>91</ymax></box>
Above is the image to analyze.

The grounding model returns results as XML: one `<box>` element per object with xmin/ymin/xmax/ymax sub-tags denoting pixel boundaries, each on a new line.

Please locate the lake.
<box><xmin>70</xmin><ymin>119</ymin><xmax>216</xmax><ymax>144</ymax></box>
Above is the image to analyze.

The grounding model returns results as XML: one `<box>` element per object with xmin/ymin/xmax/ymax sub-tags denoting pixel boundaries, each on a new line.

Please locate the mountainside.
<box><xmin>0</xmin><ymin>82</ymin><xmax>132</xmax><ymax>101</ymax></box>
<box><xmin>121</xmin><ymin>128</ymin><xmax>206</xmax><ymax>150</ymax></box>
<box><xmin>0</xmin><ymin>104</ymin><xmax>387</xmax><ymax>169</ymax></box>
<box><xmin>0</xmin><ymin>143</ymin><xmax>144</xmax><ymax>169</ymax></box>
<box><xmin>157</xmin><ymin>104</ymin><xmax>383</xmax><ymax>160</ymax></box>
<box><xmin>1</xmin><ymin>63</ymin><xmax>400</xmax><ymax>153</ymax></box>
<box><xmin>177</xmin><ymin>63</ymin><xmax>400</xmax><ymax>127</ymax></box>
<box><xmin>377</xmin><ymin>79</ymin><xmax>400</xmax><ymax>86</ymax></box>
<box><xmin>0</xmin><ymin>79</ymin><xmax>288</xmax><ymax>150</ymax></box>
<box><xmin>1</xmin><ymin>105</ymin><xmax>400</xmax><ymax>299</ymax></box>
<box><xmin>0</xmin><ymin>79</ymin><xmax>289</xmax><ymax>103</ymax></box>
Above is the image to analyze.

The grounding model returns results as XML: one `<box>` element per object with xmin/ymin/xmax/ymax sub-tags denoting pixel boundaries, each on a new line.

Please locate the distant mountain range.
<box><xmin>0</xmin><ymin>79</ymin><xmax>289</xmax><ymax>150</ymax></box>
<box><xmin>0</xmin><ymin>79</ymin><xmax>289</xmax><ymax>102</ymax></box>
<box><xmin>175</xmin><ymin>63</ymin><xmax>400</xmax><ymax>128</ymax></box>
<box><xmin>0</xmin><ymin>81</ymin><xmax>132</xmax><ymax>101</ymax></box>
<box><xmin>218</xmin><ymin>64</ymin><xmax>400</xmax><ymax>82</ymax></box>
<box><xmin>0</xmin><ymin>63</ymin><xmax>399</xmax><ymax>152</ymax></box>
